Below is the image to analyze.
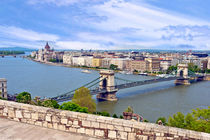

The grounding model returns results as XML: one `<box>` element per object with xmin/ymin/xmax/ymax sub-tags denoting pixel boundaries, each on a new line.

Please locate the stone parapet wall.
<box><xmin>0</xmin><ymin>100</ymin><xmax>209</xmax><ymax>140</ymax></box>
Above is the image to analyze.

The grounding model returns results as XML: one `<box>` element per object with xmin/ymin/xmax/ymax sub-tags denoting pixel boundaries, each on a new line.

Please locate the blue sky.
<box><xmin>1</xmin><ymin>0</ymin><xmax>210</xmax><ymax>50</ymax></box>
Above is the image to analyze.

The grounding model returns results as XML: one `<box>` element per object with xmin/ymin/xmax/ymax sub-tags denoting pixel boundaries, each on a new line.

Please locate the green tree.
<box><xmin>156</xmin><ymin>117</ymin><xmax>167</xmax><ymax>125</ymax></box>
<box><xmin>166</xmin><ymin>65</ymin><xmax>177</xmax><ymax>74</ymax></box>
<box><xmin>188</xmin><ymin>63</ymin><xmax>201</xmax><ymax>73</ymax></box>
<box><xmin>72</xmin><ymin>87</ymin><xmax>96</xmax><ymax>113</ymax></box>
<box><xmin>59</xmin><ymin>102</ymin><xmax>88</xmax><ymax>113</ymax></box>
<box><xmin>42</xmin><ymin>99</ymin><xmax>60</xmax><ymax>109</ymax></box>
<box><xmin>112</xmin><ymin>114</ymin><xmax>118</xmax><ymax>118</ymax></box>
<box><xmin>16</xmin><ymin>92</ymin><xmax>31</xmax><ymax>104</ymax></box>
<box><xmin>168</xmin><ymin>112</ymin><xmax>185</xmax><ymax>128</ymax></box>
<box><xmin>109</xmin><ymin>64</ymin><xmax>118</xmax><ymax>70</ymax></box>
<box><xmin>168</xmin><ymin>107</ymin><xmax>210</xmax><ymax>133</ymax></box>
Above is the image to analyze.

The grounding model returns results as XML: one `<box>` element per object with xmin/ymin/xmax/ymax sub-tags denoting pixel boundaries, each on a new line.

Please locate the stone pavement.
<box><xmin>0</xmin><ymin>118</ymin><xmax>100</xmax><ymax>140</ymax></box>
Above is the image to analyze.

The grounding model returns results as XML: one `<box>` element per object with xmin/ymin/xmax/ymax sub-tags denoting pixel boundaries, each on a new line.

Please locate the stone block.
<box><xmin>27</xmin><ymin>120</ymin><xmax>35</xmax><ymax>125</ymax></box>
<box><xmin>45</xmin><ymin>115</ymin><xmax>51</xmax><ymax>122</ymax></box>
<box><xmin>67</xmin><ymin>121</ymin><xmax>72</xmax><ymax>126</ymax></box>
<box><xmin>107</xmin><ymin>124</ymin><xmax>114</xmax><ymax>130</ymax></box>
<box><xmin>124</xmin><ymin>127</ymin><xmax>132</xmax><ymax>132</ymax></box>
<box><xmin>73</xmin><ymin>120</ymin><xmax>79</xmax><ymax>125</ymax></box>
<box><xmin>108</xmin><ymin>130</ymin><xmax>117</xmax><ymax>139</ymax></box>
<box><xmin>58</xmin><ymin>124</ymin><xmax>66</xmax><ymax>131</ymax></box>
<box><xmin>15</xmin><ymin>110</ymin><xmax>23</xmax><ymax>118</ymax></box>
<box><xmin>3</xmin><ymin>113</ymin><xmax>8</xmax><ymax>116</ymax></box>
<box><xmin>95</xmin><ymin>129</ymin><xmax>104</xmax><ymax>137</ymax></box>
<box><xmin>72</xmin><ymin>120</ymin><xmax>80</xmax><ymax>128</ymax></box>
<box><xmin>100</xmin><ymin>123</ymin><xmax>107</xmax><ymax>129</ymax></box>
<box><xmin>128</xmin><ymin>133</ymin><xmax>135</xmax><ymax>140</ymax></box>
<box><xmin>61</xmin><ymin>118</ymin><xmax>68</xmax><ymax>124</ymax></box>
<box><xmin>3</xmin><ymin>107</ymin><xmax>8</xmax><ymax>113</ymax></box>
<box><xmin>13</xmin><ymin>118</ymin><xmax>20</xmax><ymax>122</ymax></box>
<box><xmin>43</xmin><ymin>122</ymin><xmax>48</xmax><ymax>128</ymax></box>
<box><xmin>23</xmin><ymin>113</ymin><xmax>31</xmax><ymax>119</ymax></box>
<box><xmin>21</xmin><ymin>118</ymin><xmax>27</xmax><ymax>123</ymax></box>
<box><xmin>47</xmin><ymin>123</ymin><xmax>53</xmax><ymax>129</ymax></box>
<box><xmin>137</xmin><ymin>135</ymin><xmax>148</xmax><ymax>140</ymax></box>
<box><xmin>53</xmin><ymin>123</ymin><xmax>58</xmax><ymax>129</ymax></box>
<box><xmin>52</xmin><ymin>115</ymin><xmax>60</xmax><ymax>123</ymax></box>
<box><xmin>114</xmin><ymin>125</ymin><xmax>124</xmax><ymax>131</ymax></box>
<box><xmin>69</xmin><ymin>127</ymin><xmax>77</xmax><ymax>133</ymax></box>
<box><xmin>77</xmin><ymin>128</ymin><xmax>85</xmax><ymax>134</ymax></box>
<box><xmin>8</xmin><ymin>109</ymin><xmax>15</xmax><ymax>118</ymax></box>
<box><xmin>38</xmin><ymin>113</ymin><xmax>45</xmax><ymax>121</ymax></box>
<box><xmin>156</xmin><ymin>137</ymin><xmax>165</xmax><ymax>140</ymax></box>
<box><xmin>117</xmin><ymin>131</ymin><xmax>127</xmax><ymax>140</ymax></box>
<box><xmin>35</xmin><ymin>121</ymin><xmax>42</xmax><ymax>126</ymax></box>
<box><xmin>82</xmin><ymin>120</ymin><xmax>91</xmax><ymax>127</ymax></box>
<box><xmin>91</xmin><ymin>122</ymin><xmax>99</xmax><ymax>128</ymax></box>
<box><xmin>31</xmin><ymin>113</ymin><xmax>38</xmax><ymax>120</ymax></box>
<box><xmin>85</xmin><ymin>129</ymin><xmax>94</xmax><ymax>136</ymax></box>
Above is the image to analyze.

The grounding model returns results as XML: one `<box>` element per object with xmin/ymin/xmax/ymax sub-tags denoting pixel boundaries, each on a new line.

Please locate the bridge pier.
<box><xmin>97</xmin><ymin>70</ymin><xmax>118</xmax><ymax>101</ymax></box>
<box><xmin>175</xmin><ymin>64</ymin><xmax>191</xmax><ymax>85</ymax></box>
<box><xmin>175</xmin><ymin>78</ymin><xmax>191</xmax><ymax>85</ymax></box>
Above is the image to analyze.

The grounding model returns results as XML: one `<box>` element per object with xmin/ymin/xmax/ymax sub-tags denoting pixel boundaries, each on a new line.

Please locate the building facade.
<box><xmin>92</xmin><ymin>57</ymin><xmax>103</xmax><ymax>67</ymax></box>
<box><xmin>160</xmin><ymin>60</ymin><xmax>172</xmax><ymax>71</ymax></box>
<box><xmin>0</xmin><ymin>78</ymin><xmax>7</xmax><ymax>99</ymax></box>
<box><xmin>130</xmin><ymin>60</ymin><xmax>147</xmax><ymax>72</ymax></box>
<box><xmin>145</xmin><ymin>58</ymin><xmax>160</xmax><ymax>72</ymax></box>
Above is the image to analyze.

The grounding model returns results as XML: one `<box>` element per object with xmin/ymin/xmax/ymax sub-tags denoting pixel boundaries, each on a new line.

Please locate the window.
<box><xmin>2</xmin><ymin>83</ymin><xmax>4</xmax><ymax>87</ymax></box>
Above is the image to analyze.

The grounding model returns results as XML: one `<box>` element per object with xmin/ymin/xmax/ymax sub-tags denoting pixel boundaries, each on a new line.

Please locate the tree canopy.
<box><xmin>109</xmin><ymin>64</ymin><xmax>118</xmax><ymax>70</ymax></box>
<box><xmin>59</xmin><ymin>102</ymin><xmax>88</xmax><ymax>113</ymax></box>
<box><xmin>42</xmin><ymin>99</ymin><xmax>59</xmax><ymax>109</ymax></box>
<box><xmin>72</xmin><ymin>87</ymin><xmax>96</xmax><ymax>113</ymax></box>
<box><xmin>16</xmin><ymin>92</ymin><xmax>31</xmax><ymax>104</ymax></box>
<box><xmin>168</xmin><ymin>107</ymin><xmax>210</xmax><ymax>133</ymax></box>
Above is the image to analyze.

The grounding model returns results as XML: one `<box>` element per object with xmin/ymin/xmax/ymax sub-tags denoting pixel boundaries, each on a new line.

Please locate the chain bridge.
<box><xmin>51</xmin><ymin>64</ymin><xmax>207</xmax><ymax>102</ymax></box>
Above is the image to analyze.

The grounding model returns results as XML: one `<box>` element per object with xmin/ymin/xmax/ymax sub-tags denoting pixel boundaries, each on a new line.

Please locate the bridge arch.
<box><xmin>177</xmin><ymin>64</ymin><xmax>188</xmax><ymax>78</ymax></box>
<box><xmin>98</xmin><ymin>70</ymin><xmax>118</xmax><ymax>101</ymax></box>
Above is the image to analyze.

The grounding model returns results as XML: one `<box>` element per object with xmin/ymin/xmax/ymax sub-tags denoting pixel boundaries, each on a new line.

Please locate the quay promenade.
<box><xmin>0</xmin><ymin>118</ymin><xmax>100</xmax><ymax>140</ymax></box>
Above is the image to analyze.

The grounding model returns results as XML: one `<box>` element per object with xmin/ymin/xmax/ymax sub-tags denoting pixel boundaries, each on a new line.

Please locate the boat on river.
<box><xmin>81</xmin><ymin>70</ymin><xmax>91</xmax><ymax>74</ymax></box>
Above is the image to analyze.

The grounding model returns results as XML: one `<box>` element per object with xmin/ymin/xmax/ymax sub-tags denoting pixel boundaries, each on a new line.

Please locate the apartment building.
<box><xmin>145</xmin><ymin>58</ymin><xmax>160</xmax><ymax>72</ymax></box>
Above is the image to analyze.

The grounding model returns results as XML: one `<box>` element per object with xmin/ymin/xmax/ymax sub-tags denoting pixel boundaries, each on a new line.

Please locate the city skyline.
<box><xmin>1</xmin><ymin>0</ymin><xmax>210</xmax><ymax>50</ymax></box>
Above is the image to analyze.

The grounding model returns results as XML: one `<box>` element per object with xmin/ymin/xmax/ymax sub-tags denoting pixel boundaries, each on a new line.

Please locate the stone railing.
<box><xmin>0</xmin><ymin>100</ymin><xmax>209</xmax><ymax>140</ymax></box>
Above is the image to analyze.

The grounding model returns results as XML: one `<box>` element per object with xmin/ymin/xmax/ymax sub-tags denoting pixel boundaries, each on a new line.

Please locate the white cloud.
<box><xmin>55</xmin><ymin>41</ymin><xmax>103</xmax><ymax>50</ymax></box>
<box><xmin>0</xmin><ymin>26</ymin><xmax>59</xmax><ymax>42</ymax></box>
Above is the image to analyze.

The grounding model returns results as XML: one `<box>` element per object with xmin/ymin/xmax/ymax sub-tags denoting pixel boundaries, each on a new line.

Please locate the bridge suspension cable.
<box><xmin>115</xmin><ymin>76</ymin><xmax>135</xmax><ymax>83</ymax></box>
<box><xmin>51</xmin><ymin>76</ymin><xmax>102</xmax><ymax>100</ymax></box>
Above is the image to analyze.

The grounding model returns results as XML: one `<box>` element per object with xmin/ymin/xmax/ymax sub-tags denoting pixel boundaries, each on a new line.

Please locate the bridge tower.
<box><xmin>175</xmin><ymin>64</ymin><xmax>190</xmax><ymax>85</ymax></box>
<box><xmin>97</xmin><ymin>70</ymin><xmax>118</xmax><ymax>101</ymax></box>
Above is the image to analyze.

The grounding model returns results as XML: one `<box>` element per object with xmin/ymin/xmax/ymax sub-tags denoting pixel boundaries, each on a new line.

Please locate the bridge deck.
<box><xmin>53</xmin><ymin>77</ymin><xmax>177</xmax><ymax>102</ymax></box>
<box><xmin>116</xmin><ymin>77</ymin><xmax>177</xmax><ymax>90</ymax></box>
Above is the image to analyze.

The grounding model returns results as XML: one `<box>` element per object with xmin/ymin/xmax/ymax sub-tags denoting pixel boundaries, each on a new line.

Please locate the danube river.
<box><xmin>0</xmin><ymin>56</ymin><xmax>209</xmax><ymax>122</ymax></box>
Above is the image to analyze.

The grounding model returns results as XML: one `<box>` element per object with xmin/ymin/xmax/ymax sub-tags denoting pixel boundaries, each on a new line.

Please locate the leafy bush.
<box><xmin>59</xmin><ymin>102</ymin><xmax>88</xmax><ymax>113</ymax></box>
<box><xmin>156</xmin><ymin>117</ymin><xmax>167</xmax><ymax>125</ymax></box>
<box><xmin>42</xmin><ymin>99</ymin><xmax>60</xmax><ymax>109</ymax></box>
<box><xmin>124</xmin><ymin>106</ymin><xmax>133</xmax><ymax>113</ymax></box>
<box><xmin>112</xmin><ymin>114</ymin><xmax>118</xmax><ymax>118</ymax></box>
<box><xmin>109</xmin><ymin>64</ymin><xmax>118</xmax><ymax>70</ymax></box>
<box><xmin>168</xmin><ymin>107</ymin><xmax>210</xmax><ymax>133</ymax></box>
<box><xmin>16</xmin><ymin>92</ymin><xmax>31</xmax><ymax>104</ymax></box>
<box><xmin>94</xmin><ymin>111</ymin><xmax>110</xmax><ymax>117</ymax></box>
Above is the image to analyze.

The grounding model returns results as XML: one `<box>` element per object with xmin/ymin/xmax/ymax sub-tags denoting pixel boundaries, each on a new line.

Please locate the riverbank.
<box><xmin>27</xmin><ymin>57</ymin><xmax>123</xmax><ymax>73</ymax></box>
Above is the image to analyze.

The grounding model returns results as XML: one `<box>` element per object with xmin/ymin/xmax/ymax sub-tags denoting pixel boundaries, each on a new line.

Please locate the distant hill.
<box><xmin>0</xmin><ymin>47</ymin><xmax>37</xmax><ymax>52</ymax></box>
